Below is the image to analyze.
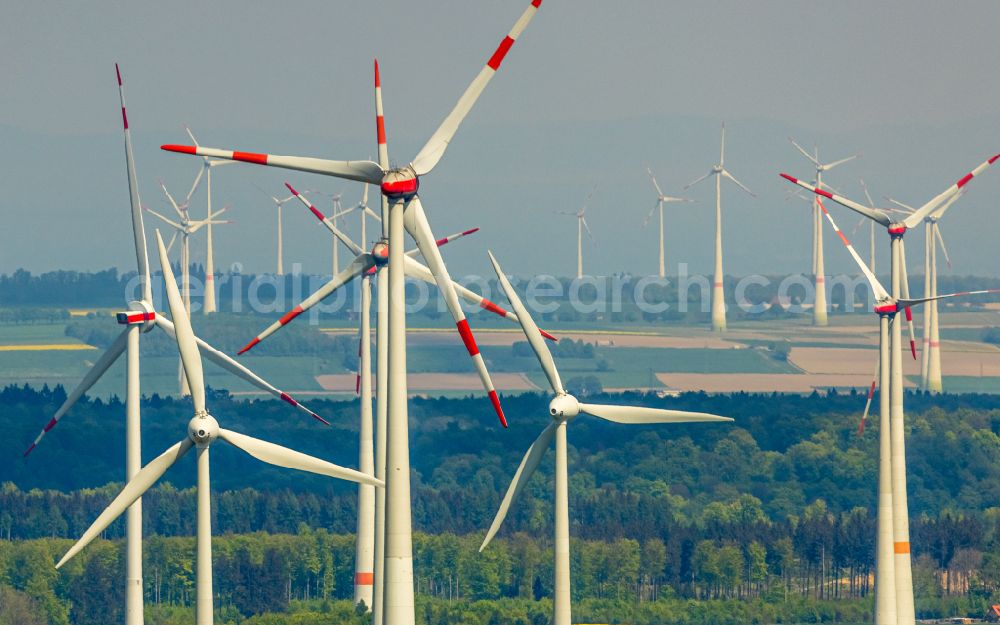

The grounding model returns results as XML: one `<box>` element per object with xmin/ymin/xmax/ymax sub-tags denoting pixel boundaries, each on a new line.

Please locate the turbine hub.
<box><xmin>549</xmin><ymin>394</ymin><xmax>580</xmax><ymax>421</ymax></box>
<box><xmin>381</xmin><ymin>169</ymin><xmax>419</xmax><ymax>200</ymax></box>
<box><xmin>188</xmin><ymin>413</ymin><xmax>219</xmax><ymax>445</ymax></box>
<box><xmin>371</xmin><ymin>239</ymin><xmax>389</xmax><ymax>265</ymax></box>
<box><xmin>887</xmin><ymin>223</ymin><xmax>907</xmax><ymax>237</ymax></box>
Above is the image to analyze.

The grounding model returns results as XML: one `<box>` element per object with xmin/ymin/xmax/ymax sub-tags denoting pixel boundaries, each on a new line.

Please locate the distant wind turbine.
<box><xmin>645</xmin><ymin>168</ymin><xmax>693</xmax><ymax>278</ymax></box>
<box><xmin>557</xmin><ymin>187</ymin><xmax>597</xmax><ymax>279</ymax></box>
<box><xmin>685</xmin><ymin>123</ymin><xmax>755</xmax><ymax>332</ymax></box>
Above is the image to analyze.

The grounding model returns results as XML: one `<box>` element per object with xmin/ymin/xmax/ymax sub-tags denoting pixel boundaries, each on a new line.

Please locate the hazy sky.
<box><xmin>3</xmin><ymin>1</ymin><xmax>1000</xmax><ymax>283</ymax></box>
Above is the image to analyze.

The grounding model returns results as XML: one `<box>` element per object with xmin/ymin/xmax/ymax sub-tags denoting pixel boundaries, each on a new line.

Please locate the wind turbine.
<box><xmin>814</xmin><ymin>197</ymin><xmax>998</xmax><ymax>625</ymax></box>
<box><xmin>162</xmin><ymin>5</ymin><xmax>544</xmax><ymax>621</ymax></box>
<box><xmin>181</xmin><ymin>126</ymin><xmax>238</xmax><ymax>314</ymax></box>
<box><xmin>644</xmin><ymin>168</ymin><xmax>693</xmax><ymax>278</ymax></box>
<box><xmin>147</xmin><ymin>180</ymin><xmax>231</xmax><ymax>396</ymax></box>
<box><xmin>480</xmin><ymin>251</ymin><xmax>732</xmax><ymax>625</ymax></box>
<box><xmin>558</xmin><ymin>187</ymin><xmax>596</xmax><ymax>279</ymax></box>
<box><xmin>25</xmin><ymin>66</ymin><xmax>329</xmax><ymax>625</ymax></box>
<box><xmin>788</xmin><ymin>139</ymin><xmax>859</xmax><ymax>326</ymax></box>
<box><xmin>888</xmin><ymin>192</ymin><xmax>962</xmax><ymax>392</ymax></box>
<box><xmin>781</xmin><ymin>151</ymin><xmax>1000</xmax><ymax>625</ymax></box>
<box><xmin>253</xmin><ymin>185</ymin><xmax>296</xmax><ymax>275</ymax></box>
<box><xmin>55</xmin><ymin>232</ymin><xmax>383</xmax><ymax>625</ymax></box>
<box><xmin>147</xmin><ymin>179</ymin><xmax>231</xmax><ymax>315</ymax></box>
<box><xmin>685</xmin><ymin>123</ymin><xmax>755</xmax><ymax>332</ymax></box>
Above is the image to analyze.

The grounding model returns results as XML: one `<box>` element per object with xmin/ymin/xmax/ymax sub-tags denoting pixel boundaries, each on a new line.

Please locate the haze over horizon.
<box><xmin>3</xmin><ymin>1</ymin><xmax>1000</xmax><ymax>280</ymax></box>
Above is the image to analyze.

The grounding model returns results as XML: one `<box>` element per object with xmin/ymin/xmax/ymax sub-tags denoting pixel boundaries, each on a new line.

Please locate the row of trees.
<box><xmin>4</xmin><ymin>524</ymin><xmax>1000</xmax><ymax>625</ymax></box>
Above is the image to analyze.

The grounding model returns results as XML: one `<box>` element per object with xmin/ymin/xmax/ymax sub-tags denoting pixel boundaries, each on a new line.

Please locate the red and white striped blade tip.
<box><xmin>237</xmin><ymin>337</ymin><xmax>260</xmax><ymax>355</ymax></box>
<box><xmin>489</xmin><ymin>390</ymin><xmax>508</xmax><ymax>428</ymax></box>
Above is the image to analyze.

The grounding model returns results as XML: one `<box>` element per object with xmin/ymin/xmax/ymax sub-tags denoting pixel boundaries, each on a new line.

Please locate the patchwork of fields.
<box><xmin>0</xmin><ymin>309</ymin><xmax>998</xmax><ymax>398</ymax></box>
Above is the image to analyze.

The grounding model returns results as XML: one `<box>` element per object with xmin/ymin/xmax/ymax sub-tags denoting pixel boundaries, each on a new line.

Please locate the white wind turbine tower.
<box><xmin>164</xmin><ymin>6</ymin><xmax>545</xmax><ymax>621</ymax></box>
<box><xmin>645</xmin><ymin>168</ymin><xmax>693</xmax><ymax>278</ymax></box>
<box><xmin>813</xmin><ymin>197</ymin><xmax>998</xmax><ymax>625</ymax></box>
<box><xmin>481</xmin><ymin>251</ymin><xmax>732</xmax><ymax>625</ymax></box>
<box><xmin>788</xmin><ymin>138</ymin><xmax>859</xmax><ymax>326</ymax></box>
<box><xmin>25</xmin><ymin>66</ymin><xmax>330</xmax><ymax>625</ymax></box>
<box><xmin>182</xmin><ymin>126</ymin><xmax>237</xmax><ymax>314</ymax></box>
<box><xmin>55</xmin><ymin>231</ymin><xmax>383</xmax><ymax>625</ymax></box>
<box><xmin>782</xmin><ymin>151</ymin><xmax>1000</xmax><ymax>625</ymax></box>
<box><xmin>557</xmin><ymin>187</ymin><xmax>596</xmax><ymax>279</ymax></box>
<box><xmin>685</xmin><ymin>123</ymin><xmax>755</xmax><ymax>332</ymax></box>
<box><xmin>253</xmin><ymin>185</ymin><xmax>296</xmax><ymax>275</ymax></box>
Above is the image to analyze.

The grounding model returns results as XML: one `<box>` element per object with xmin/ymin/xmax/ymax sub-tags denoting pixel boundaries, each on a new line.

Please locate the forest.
<box><xmin>2</xmin><ymin>385</ymin><xmax>1000</xmax><ymax>623</ymax></box>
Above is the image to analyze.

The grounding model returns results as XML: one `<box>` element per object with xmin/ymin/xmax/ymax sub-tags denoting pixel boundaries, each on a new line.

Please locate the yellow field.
<box><xmin>0</xmin><ymin>344</ymin><xmax>96</xmax><ymax>351</ymax></box>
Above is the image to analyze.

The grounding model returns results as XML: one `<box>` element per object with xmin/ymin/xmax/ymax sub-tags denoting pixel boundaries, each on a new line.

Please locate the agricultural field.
<box><xmin>0</xmin><ymin>310</ymin><xmax>999</xmax><ymax>399</ymax></box>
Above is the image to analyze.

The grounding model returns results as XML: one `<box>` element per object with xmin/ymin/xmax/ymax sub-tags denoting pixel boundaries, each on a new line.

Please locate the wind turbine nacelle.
<box><xmin>118</xmin><ymin>300</ymin><xmax>157</xmax><ymax>333</ymax></box>
<box><xmin>549</xmin><ymin>394</ymin><xmax>580</xmax><ymax>420</ymax></box>
<box><xmin>381</xmin><ymin>171</ymin><xmax>419</xmax><ymax>200</ymax></box>
<box><xmin>188</xmin><ymin>414</ymin><xmax>220</xmax><ymax>445</ymax></box>
<box><xmin>371</xmin><ymin>240</ymin><xmax>390</xmax><ymax>266</ymax></box>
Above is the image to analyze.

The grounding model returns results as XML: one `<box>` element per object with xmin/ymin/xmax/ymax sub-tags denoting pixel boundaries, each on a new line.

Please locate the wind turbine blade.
<box><xmin>932</xmin><ymin>188</ymin><xmax>964</xmax><ymax>220</ymax></box>
<box><xmin>143</xmin><ymin>206</ymin><xmax>182</xmax><ymax>230</ymax></box>
<box><xmin>886</xmin><ymin>197</ymin><xmax>917</xmax><ymax>213</ymax></box>
<box><xmin>721</xmin><ymin>169</ymin><xmax>756</xmax><ymax>197</ymax></box>
<box><xmin>219</xmin><ymin>429</ymin><xmax>382</xmax><ymax>487</ymax></box>
<box><xmin>23</xmin><ymin>328</ymin><xmax>128</xmax><ymax>456</ymax></box>
<box><xmin>578</xmin><ymin>403</ymin><xmax>733</xmax><ymax>425</ymax></box>
<box><xmin>165</xmin><ymin>231</ymin><xmax>178</xmax><ymax>255</ymax></box>
<box><xmin>156</xmin><ymin>231</ymin><xmax>206</xmax><ymax>413</ymax></box>
<box><xmin>859</xmin><ymin>359</ymin><xmax>878</xmax><ymax>436</ymax></box>
<box><xmin>789</xmin><ymin>137</ymin><xmax>821</xmax><ymax>166</ymax></box>
<box><xmin>646</xmin><ymin>167</ymin><xmax>664</xmax><ymax>197</ymax></box>
<box><xmin>581</xmin><ymin>217</ymin><xmax>594</xmax><ymax>241</ymax></box>
<box><xmin>153</xmin><ymin>316</ymin><xmax>329</xmax><ymax>425</ymax></box>
<box><xmin>362</xmin><ymin>184</ymin><xmax>369</xmax><ymax>207</ymax></box>
<box><xmin>816</xmin><ymin>198</ymin><xmax>891</xmax><ymax>301</ymax></box>
<box><xmin>780</xmin><ymin>173</ymin><xmax>892</xmax><ymax>227</ymax></box>
<box><xmin>363</xmin><ymin>206</ymin><xmax>383</xmax><ymax>222</ymax></box>
<box><xmin>184</xmin><ymin>124</ymin><xmax>200</xmax><ymax>147</ymax></box>
<box><xmin>56</xmin><ymin>437</ymin><xmax>194</xmax><ymax>568</ymax></box>
<box><xmin>719</xmin><ymin>122</ymin><xmax>726</xmax><ymax>166</ymax></box>
<box><xmin>401</xmin><ymin>256</ymin><xmax>556</xmax><ymax>341</ymax></box>
<box><xmin>823</xmin><ymin>153</ymin><xmax>860</xmax><ymax>170</ymax></box>
<box><xmin>286</xmin><ymin>183</ymin><xmax>365</xmax><ymax>256</ymax></box>
<box><xmin>405</xmin><ymin>198</ymin><xmax>506</xmax><ymax>427</ymax></box>
<box><xmin>161</xmin><ymin>145</ymin><xmax>384</xmax><ymax>185</ymax></box>
<box><xmin>643</xmin><ymin>201</ymin><xmax>658</xmax><ymax>227</ymax></box>
<box><xmin>898</xmin><ymin>239</ymin><xmax>917</xmax><ymax>360</ymax></box>
<box><xmin>488</xmin><ymin>251</ymin><xmax>564</xmax><ymax>394</ymax></box>
<box><xmin>239</xmin><ymin>254</ymin><xmax>375</xmax><ymax>354</ymax></box>
<box><xmin>158</xmin><ymin>179</ymin><xmax>186</xmax><ymax>220</ymax></box>
<box><xmin>934</xmin><ymin>225</ymin><xmax>952</xmax><ymax>269</ymax></box>
<box><xmin>903</xmin><ymin>153</ymin><xmax>1000</xmax><ymax>229</ymax></box>
<box><xmin>115</xmin><ymin>65</ymin><xmax>151</xmax><ymax>304</ymax></box>
<box><xmin>859</xmin><ymin>178</ymin><xmax>876</xmax><ymax>208</ymax></box>
<box><xmin>480</xmin><ymin>421</ymin><xmax>557</xmax><ymax>552</ymax></box>
<box><xmin>897</xmin><ymin>289</ymin><xmax>1000</xmax><ymax>309</ymax></box>
<box><xmin>184</xmin><ymin>166</ymin><xmax>205</xmax><ymax>208</ymax></box>
<box><xmin>409</xmin><ymin>0</ymin><xmax>542</xmax><ymax>176</ymax></box>
<box><xmin>683</xmin><ymin>170</ymin><xmax>714</xmax><ymax>190</ymax></box>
